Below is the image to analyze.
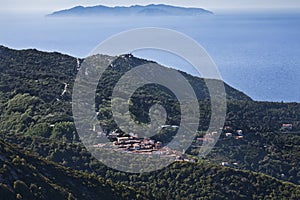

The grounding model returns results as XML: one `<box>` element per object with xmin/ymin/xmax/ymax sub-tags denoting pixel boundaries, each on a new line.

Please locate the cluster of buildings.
<box><xmin>223</xmin><ymin>126</ymin><xmax>244</xmax><ymax>139</ymax></box>
<box><xmin>113</xmin><ymin>134</ymin><xmax>162</xmax><ymax>153</ymax></box>
<box><xmin>193</xmin><ymin>128</ymin><xmax>245</xmax><ymax>144</ymax></box>
<box><xmin>101</xmin><ymin>129</ymin><xmax>197</xmax><ymax>162</ymax></box>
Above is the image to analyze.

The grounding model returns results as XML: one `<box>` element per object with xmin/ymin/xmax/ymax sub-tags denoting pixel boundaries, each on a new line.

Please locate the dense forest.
<box><xmin>0</xmin><ymin>45</ymin><xmax>299</xmax><ymax>199</ymax></box>
<box><xmin>0</xmin><ymin>139</ymin><xmax>144</xmax><ymax>200</ymax></box>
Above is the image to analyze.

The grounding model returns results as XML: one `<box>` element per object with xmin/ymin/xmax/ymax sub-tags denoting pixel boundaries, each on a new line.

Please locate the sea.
<box><xmin>0</xmin><ymin>11</ymin><xmax>300</xmax><ymax>102</ymax></box>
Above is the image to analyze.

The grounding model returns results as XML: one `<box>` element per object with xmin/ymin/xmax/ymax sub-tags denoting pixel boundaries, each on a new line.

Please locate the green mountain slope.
<box><xmin>0</xmin><ymin>139</ymin><xmax>144</xmax><ymax>200</ymax></box>
<box><xmin>0</xmin><ymin>45</ymin><xmax>300</xmax><ymax>199</ymax></box>
<box><xmin>1</xmin><ymin>134</ymin><xmax>300</xmax><ymax>200</ymax></box>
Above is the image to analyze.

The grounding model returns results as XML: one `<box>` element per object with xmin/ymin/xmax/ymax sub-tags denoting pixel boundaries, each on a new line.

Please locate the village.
<box><xmin>89</xmin><ymin>126</ymin><xmax>196</xmax><ymax>162</ymax></box>
<box><xmin>92</xmin><ymin>123</ymin><xmax>294</xmax><ymax>164</ymax></box>
<box><xmin>113</xmin><ymin>133</ymin><xmax>163</xmax><ymax>153</ymax></box>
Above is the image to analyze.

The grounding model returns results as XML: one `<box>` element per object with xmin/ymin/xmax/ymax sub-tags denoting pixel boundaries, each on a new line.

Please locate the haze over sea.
<box><xmin>1</xmin><ymin>10</ymin><xmax>300</xmax><ymax>102</ymax></box>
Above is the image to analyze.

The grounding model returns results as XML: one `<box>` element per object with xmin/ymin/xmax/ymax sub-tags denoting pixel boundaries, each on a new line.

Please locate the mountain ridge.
<box><xmin>47</xmin><ymin>4</ymin><xmax>213</xmax><ymax>17</ymax></box>
<box><xmin>1</xmin><ymin>45</ymin><xmax>300</xmax><ymax>199</ymax></box>
<box><xmin>0</xmin><ymin>45</ymin><xmax>251</xmax><ymax>102</ymax></box>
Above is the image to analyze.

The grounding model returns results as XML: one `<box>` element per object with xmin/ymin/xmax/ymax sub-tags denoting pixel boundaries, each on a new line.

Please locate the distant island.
<box><xmin>47</xmin><ymin>4</ymin><xmax>213</xmax><ymax>17</ymax></box>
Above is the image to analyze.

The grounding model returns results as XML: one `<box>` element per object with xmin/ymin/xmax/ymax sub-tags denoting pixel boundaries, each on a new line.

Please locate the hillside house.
<box><xmin>281</xmin><ymin>124</ymin><xmax>293</xmax><ymax>131</ymax></box>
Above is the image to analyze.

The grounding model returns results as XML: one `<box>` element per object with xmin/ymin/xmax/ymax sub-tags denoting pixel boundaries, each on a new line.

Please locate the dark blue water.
<box><xmin>1</xmin><ymin>12</ymin><xmax>300</xmax><ymax>102</ymax></box>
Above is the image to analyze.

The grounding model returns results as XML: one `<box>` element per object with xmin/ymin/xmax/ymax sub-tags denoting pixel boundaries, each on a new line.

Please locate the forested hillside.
<box><xmin>0</xmin><ymin>139</ymin><xmax>144</xmax><ymax>200</ymax></box>
<box><xmin>0</xmin><ymin>46</ymin><xmax>300</xmax><ymax>199</ymax></box>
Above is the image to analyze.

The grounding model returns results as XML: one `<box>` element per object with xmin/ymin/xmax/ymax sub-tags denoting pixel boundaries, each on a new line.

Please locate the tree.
<box><xmin>25</xmin><ymin>123</ymin><xmax>51</xmax><ymax>137</ymax></box>
<box><xmin>51</xmin><ymin>122</ymin><xmax>78</xmax><ymax>142</ymax></box>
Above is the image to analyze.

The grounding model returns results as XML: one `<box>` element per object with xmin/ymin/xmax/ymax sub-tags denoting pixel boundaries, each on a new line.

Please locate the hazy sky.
<box><xmin>1</xmin><ymin>0</ymin><xmax>300</xmax><ymax>14</ymax></box>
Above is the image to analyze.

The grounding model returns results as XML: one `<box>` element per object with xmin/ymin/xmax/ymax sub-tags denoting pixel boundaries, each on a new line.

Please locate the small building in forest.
<box><xmin>281</xmin><ymin>124</ymin><xmax>293</xmax><ymax>131</ymax></box>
